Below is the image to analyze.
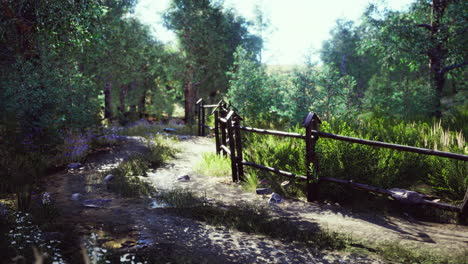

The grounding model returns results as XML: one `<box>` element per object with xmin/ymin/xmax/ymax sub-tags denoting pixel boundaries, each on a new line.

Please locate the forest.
<box><xmin>0</xmin><ymin>0</ymin><xmax>467</xmax><ymax>263</ymax></box>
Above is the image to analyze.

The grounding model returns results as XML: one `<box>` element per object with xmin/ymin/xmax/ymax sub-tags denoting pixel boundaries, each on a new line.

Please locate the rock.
<box><xmin>163</xmin><ymin>128</ymin><xmax>177</xmax><ymax>133</ymax></box>
<box><xmin>280</xmin><ymin>181</ymin><xmax>290</xmax><ymax>187</ymax></box>
<box><xmin>71</xmin><ymin>193</ymin><xmax>82</xmax><ymax>201</ymax></box>
<box><xmin>178</xmin><ymin>135</ymin><xmax>188</xmax><ymax>140</ymax></box>
<box><xmin>83</xmin><ymin>199</ymin><xmax>112</xmax><ymax>208</ymax></box>
<box><xmin>389</xmin><ymin>188</ymin><xmax>425</xmax><ymax>204</ymax></box>
<box><xmin>104</xmin><ymin>174</ymin><xmax>115</xmax><ymax>182</ymax></box>
<box><xmin>177</xmin><ymin>175</ymin><xmax>190</xmax><ymax>182</ymax></box>
<box><xmin>269</xmin><ymin>193</ymin><xmax>284</xmax><ymax>204</ymax></box>
<box><xmin>256</xmin><ymin>188</ymin><xmax>272</xmax><ymax>195</ymax></box>
<box><xmin>67</xmin><ymin>163</ymin><xmax>82</xmax><ymax>170</ymax></box>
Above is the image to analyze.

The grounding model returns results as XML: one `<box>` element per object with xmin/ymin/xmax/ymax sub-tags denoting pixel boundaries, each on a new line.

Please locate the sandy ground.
<box><xmin>45</xmin><ymin>135</ymin><xmax>468</xmax><ymax>263</ymax></box>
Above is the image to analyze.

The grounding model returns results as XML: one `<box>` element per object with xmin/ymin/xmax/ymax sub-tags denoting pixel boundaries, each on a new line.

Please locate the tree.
<box><xmin>164</xmin><ymin>0</ymin><xmax>261</xmax><ymax>123</ymax></box>
<box><xmin>320</xmin><ymin>19</ymin><xmax>379</xmax><ymax>110</ymax></box>
<box><xmin>362</xmin><ymin>0</ymin><xmax>467</xmax><ymax>116</ymax></box>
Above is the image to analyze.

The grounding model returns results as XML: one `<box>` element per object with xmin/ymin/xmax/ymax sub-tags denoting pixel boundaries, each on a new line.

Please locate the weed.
<box><xmin>194</xmin><ymin>152</ymin><xmax>231</xmax><ymax>177</ymax></box>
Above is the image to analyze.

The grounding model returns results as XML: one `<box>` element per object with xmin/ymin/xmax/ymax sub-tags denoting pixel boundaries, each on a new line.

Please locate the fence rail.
<box><xmin>196</xmin><ymin>98</ymin><xmax>468</xmax><ymax>219</ymax></box>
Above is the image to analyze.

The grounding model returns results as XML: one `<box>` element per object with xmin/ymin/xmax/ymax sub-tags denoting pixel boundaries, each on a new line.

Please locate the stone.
<box><xmin>83</xmin><ymin>199</ymin><xmax>112</xmax><ymax>208</ymax></box>
<box><xmin>104</xmin><ymin>174</ymin><xmax>115</xmax><ymax>182</ymax></box>
<box><xmin>177</xmin><ymin>175</ymin><xmax>190</xmax><ymax>182</ymax></box>
<box><xmin>178</xmin><ymin>136</ymin><xmax>188</xmax><ymax>140</ymax></box>
<box><xmin>163</xmin><ymin>128</ymin><xmax>177</xmax><ymax>133</ymax></box>
<box><xmin>269</xmin><ymin>193</ymin><xmax>284</xmax><ymax>204</ymax></box>
<box><xmin>67</xmin><ymin>163</ymin><xmax>82</xmax><ymax>170</ymax></box>
<box><xmin>280</xmin><ymin>181</ymin><xmax>290</xmax><ymax>187</ymax></box>
<box><xmin>71</xmin><ymin>193</ymin><xmax>82</xmax><ymax>201</ymax></box>
<box><xmin>389</xmin><ymin>188</ymin><xmax>425</xmax><ymax>204</ymax></box>
<box><xmin>256</xmin><ymin>188</ymin><xmax>272</xmax><ymax>195</ymax></box>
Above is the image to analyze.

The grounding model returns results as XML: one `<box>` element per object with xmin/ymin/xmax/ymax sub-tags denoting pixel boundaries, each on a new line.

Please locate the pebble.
<box><xmin>269</xmin><ymin>193</ymin><xmax>284</xmax><ymax>204</ymax></box>
<box><xmin>177</xmin><ymin>175</ymin><xmax>190</xmax><ymax>182</ymax></box>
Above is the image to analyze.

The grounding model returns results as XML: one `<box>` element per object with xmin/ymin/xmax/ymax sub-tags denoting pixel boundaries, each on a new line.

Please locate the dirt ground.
<box><xmin>45</xmin><ymin>135</ymin><xmax>468</xmax><ymax>263</ymax></box>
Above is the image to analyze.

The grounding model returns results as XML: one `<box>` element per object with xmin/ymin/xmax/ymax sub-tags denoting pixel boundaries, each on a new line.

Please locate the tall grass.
<box><xmin>242</xmin><ymin>117</ymin><xmax>467</xmax><ymax>202</ymax></box>
<box><xmin>194</xmin><ymin>152</ymin><xmax>231</xmax><ymax>177</ymax></box>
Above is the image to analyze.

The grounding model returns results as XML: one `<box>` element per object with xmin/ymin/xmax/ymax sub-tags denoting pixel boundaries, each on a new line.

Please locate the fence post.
<box><xmin>233</xmin><ymin>113</ymin><xmax>244</xmax><ymax>181</ymax></box>
<box><xmin>196</xmin><ymin>99</ymin><xmax>203</xmax><ymax>136</ymax></box>
<box><xmin>226</xmin><ymin>111</ymin><xmax>238</xmax><ymax>182</ymax></box>
<box><xmin>303</xmin><ymin>112</ymin><xmax>322</xmax><ymax>202</ymax></box>
<box><xmin>460</xmin><ymin>188</ymin><xmax>468</xmax><ymax>221</ymax></box>
<box><xmin>214</xmin><ymin>109</ymin><xmax>221</xmax><ymax>154</ymax></box>
<box><xmin>220</xmin><ymin>109</ymin><xmax>228</xmax><ymax>157</ymax></box>
<box><xmin>201</xmin><ymin>101</ymin><xmax>206</xmax><ymax>136</ymax></box>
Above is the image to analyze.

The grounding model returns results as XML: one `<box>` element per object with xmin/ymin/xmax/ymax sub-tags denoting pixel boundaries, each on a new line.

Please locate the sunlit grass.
<box><xmin>194</xmin><ymin>152</ymin><xmax>231</xmax><ymax>177</ymax></box>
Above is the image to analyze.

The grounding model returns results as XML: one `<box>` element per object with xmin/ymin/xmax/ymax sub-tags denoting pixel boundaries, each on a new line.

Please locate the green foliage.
<box><xmin>194</xmin><ymin>153</ymin><xmax>231</xmax><ymax>178</ymax></box>
<box><xmin>377</xmin><ymin>242</ymin><xmax>468</xmax><ymax>264</ymax></box>
<box><xmin>242</xmin><ymin>117</ymin><xmax>467</xmax><ymax>202</ymax></box>
<box><xmin>227</xmin><ymin>47</ymin><xmax>289</xmax><ymax>125</ymax></box>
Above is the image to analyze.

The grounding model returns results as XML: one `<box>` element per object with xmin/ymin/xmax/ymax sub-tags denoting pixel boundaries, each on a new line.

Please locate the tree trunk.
<box><xmin>184</xmin><ymin>80</ymin><xmax>197</xmax><ymax>124</ymax></box>
<box><xmin>428</xmin><ymin>0</ymin><xmax>449</xmax><ymax>117</ymax></box>
<box><xmin>104</xmin><ymin>82</ymin><xmax>112</xmax><ymax>122</ymax></box>
<box><xmin>139</xmin><ymin>89</ymin><xmax>147</xmax><ymax>119</ymax></box>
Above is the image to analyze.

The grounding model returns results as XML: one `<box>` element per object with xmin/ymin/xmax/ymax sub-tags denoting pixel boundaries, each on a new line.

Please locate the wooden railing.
<box><xmin>197</xmin><ymin>99</ymin><xmax>468</xmax><ymax>218</ymax></box>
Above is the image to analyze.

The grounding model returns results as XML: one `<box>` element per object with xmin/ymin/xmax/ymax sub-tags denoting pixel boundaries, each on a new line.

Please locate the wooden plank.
<box><xmin>460</xmin><ymin>188</ymin><xmax>468</xmax><ymax>218</ymax></box>
<box><xmin>203</xmin><ymin>104</ymin><xmax>218</xmax><ymax>108</ymax></box>
<box><xmin>242</xmin><ymin>161</ymin><xmax>307</xmax><ymax>181</ymax></box>
<box><xmin>238</xmin><ymin>126</ymin><xmax>305</xmax><ymax>139</ymax></box>
<box><xmin>320</xmin><ymin>177</ymin><xmax>393</xmax><ymax>196</ymax></box>
<box><xmin>234</xmin><ymin>116</ymin><xmax>244</xmax><ymax>181</ymax></box>
<box><xmin>227</xmin><ymin>118</ymin><xmax>238</xmax><ymax>182</ymax></box>
<box><xmin>314</xmin><ymin>130</ymin><xmax>468</xmax><ymax>161</ymax></box>
<box><xmin>220</xmin><ymin>145</ymin><xmax>231</xmax><ymax>155</ymax></box>
<box><xmin>321</xmin><ymin>177</ymin><xmax>461</xmax><ymax>212</ymax></box>
<box><xmin>214</xmin><ymin>110</ymin><xmax>220</xmax><ymax>154</ymax></box>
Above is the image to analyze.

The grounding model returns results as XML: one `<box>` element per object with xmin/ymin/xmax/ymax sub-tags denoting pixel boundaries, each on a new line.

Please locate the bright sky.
<box><xmin>134</xmin><ymin>0</ymin><xmax>413</xmax><ymax>65</ymax></box>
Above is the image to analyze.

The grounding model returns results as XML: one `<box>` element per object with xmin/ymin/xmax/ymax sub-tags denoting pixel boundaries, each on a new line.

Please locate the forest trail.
<box><xmin>45</xmin><ymin>135</ymin><xmax>467</xmax><ymax>263</ymax></box>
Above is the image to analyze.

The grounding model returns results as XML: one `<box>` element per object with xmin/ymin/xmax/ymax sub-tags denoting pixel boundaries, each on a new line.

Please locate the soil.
<box><xmin>44</xmin><ymin>135</ymin><xmax>468</xmax><ymax>263</ymax></box>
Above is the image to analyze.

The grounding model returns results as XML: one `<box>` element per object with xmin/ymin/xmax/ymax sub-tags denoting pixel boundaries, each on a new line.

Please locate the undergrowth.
<box><xmin>242</xmin><ymin>116</ymin><xmax>467</xmax><ymax>204</ymax></box>
<box><xmin>194</xmin><ymin>152</ymin><xmax>231</xmax><ymax>177</ymax></box>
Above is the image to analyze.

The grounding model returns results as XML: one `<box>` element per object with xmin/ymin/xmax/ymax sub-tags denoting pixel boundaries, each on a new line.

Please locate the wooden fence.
<box><xmin>196</xmin><ymin>99</ymin><xmax>468</xmax><ymax>218</ymax></box>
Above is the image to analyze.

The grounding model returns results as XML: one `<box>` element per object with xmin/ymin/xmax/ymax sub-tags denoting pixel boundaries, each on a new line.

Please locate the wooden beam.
<box><xmin>238</xmin><ymin>126</ymin><xmax>305</xmax><ymax>139</ymax></box>
<box><xmin>242</xmin><ymin>161</ymin><xmax>307</xmax><ymax>181</ymax></box>
<box><xmin>314</xmin><ymin>131</ymin><xmax>468</xmax><ymax>161</ymax></box>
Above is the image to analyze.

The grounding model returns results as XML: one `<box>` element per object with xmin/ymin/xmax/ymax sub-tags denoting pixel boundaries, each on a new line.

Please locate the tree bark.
<box><xmin>184</xmin><ymin>80</ymin><xmax>197</xmax><ymax>124</ymax></box>
<box><xmin>104</xmin><ymin>82</ymin><xmax>112</xmax><ymax>122</ymax></box>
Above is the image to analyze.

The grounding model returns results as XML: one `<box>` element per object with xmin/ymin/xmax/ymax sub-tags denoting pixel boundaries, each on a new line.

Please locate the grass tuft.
<box><xmin>194</xmin><ymin>153</ymin><xmax>231</xmax><ymax>177</ymax></box>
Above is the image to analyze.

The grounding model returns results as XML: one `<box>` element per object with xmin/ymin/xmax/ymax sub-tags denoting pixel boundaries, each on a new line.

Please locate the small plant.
<box><xmin>242</xmin><ymin>170</ymin><xmax>259</xmax><ymax>192</ymax></box>
<box><xmin>194</xmin><ymin>153</ymin><xmax>231</xmax><ymax>177</ymax></box>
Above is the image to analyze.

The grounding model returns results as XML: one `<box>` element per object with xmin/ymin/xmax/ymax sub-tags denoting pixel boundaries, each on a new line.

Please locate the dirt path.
<box><xmin>46</xmin><ymin>135</ymin><xmax>467</xmax><ymax>263</ymax></box>
<box><xmin>147</xmin><ymin>136</ymin><xmax>468</xmax><ymax>257</ymax></box>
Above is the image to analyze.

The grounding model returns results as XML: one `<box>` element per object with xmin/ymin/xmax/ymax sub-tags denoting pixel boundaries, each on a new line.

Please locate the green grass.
<box><xmin>194</xmin><ymin>152</ymin><xmax>231</xmax><ymax>177</ymax></box>
<box><xmin>243</xmin><ymin>117</ymin><xmax>467</xmax><ymax>205</ymax></box>
<box><xmin>376</xmin><ymin>242</ymin><xmax>468</xmax><ymax>264</ymax></box>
